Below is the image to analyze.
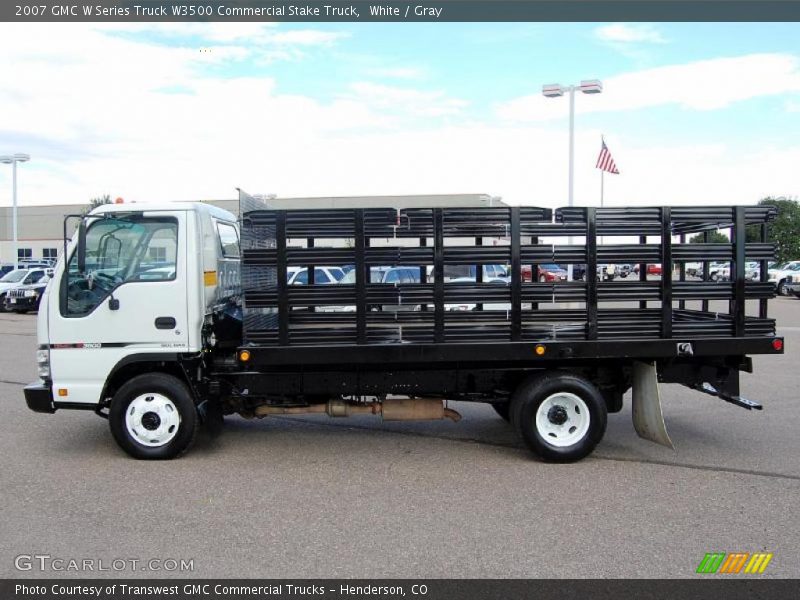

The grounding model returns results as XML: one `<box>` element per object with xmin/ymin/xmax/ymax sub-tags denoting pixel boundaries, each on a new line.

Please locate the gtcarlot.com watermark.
<box><xmin>15</xmin><ymin>554</ymin><xmax>194</xmax><ymax>572</ymax></box>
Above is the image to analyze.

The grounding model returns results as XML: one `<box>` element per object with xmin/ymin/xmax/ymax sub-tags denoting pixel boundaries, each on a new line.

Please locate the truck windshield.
<box><xmin>63</xmin><ymin>217</ymin><xmax>178</xmax><ymax>316</ymax></box>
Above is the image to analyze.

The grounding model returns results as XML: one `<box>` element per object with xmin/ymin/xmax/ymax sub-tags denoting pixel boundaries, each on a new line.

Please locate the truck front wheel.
<box><xmin>109</xmin><ymin>373</ymin><xmax>197</xmax><ymax>460</ymax></box>
<box><xmin>510</xmin><ymin>373</ymin><xmax>607</xmax><ymax>462</ymax></box>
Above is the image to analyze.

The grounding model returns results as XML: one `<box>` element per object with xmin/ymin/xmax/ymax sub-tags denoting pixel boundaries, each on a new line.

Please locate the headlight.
<box><xmin>24</xmin><ymin>290</ymin><xmax>38</xmax><ymax>298</ymax></box>
<box><xmin>36</xmin><ymin>348</ymin><xmax>50</xmax><ymax>379</ymax></box>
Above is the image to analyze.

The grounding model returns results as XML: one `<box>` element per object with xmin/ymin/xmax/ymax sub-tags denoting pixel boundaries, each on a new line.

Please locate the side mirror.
<box><xmin>77</xmin><ymin>219</ymin><xmax>87</xmax><ymax>274</ymax></box>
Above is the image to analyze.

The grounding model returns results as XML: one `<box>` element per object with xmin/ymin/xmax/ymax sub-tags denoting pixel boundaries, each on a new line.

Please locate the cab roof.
<box><xmin>90</xmin><ymin>201</ymin><xmax>236</xmax><ymax>223</ymax></box>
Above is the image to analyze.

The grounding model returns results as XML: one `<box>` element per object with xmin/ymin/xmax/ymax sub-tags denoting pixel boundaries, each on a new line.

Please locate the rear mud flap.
<box><xmin>632</xmin><ymin>361</ymin><xmax>674</xmax><ymax>449</ymax></box>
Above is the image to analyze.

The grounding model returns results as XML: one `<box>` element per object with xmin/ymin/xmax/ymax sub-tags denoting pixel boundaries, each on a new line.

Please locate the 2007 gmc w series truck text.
<box><xmin>23</xmin><ymin>192</ymin><xmax>784</xmax><ymax>461</ymax></box>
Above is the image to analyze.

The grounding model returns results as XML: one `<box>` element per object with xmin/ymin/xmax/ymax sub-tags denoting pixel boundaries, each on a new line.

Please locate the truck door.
<box><xmin>48</xmin><ymin>210</ymin><xmax>189</xmax><ymax>405</ymax></box>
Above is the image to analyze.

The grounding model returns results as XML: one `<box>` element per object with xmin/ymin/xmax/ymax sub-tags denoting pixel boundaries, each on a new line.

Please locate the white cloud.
<box><xmin>269</xmin><ymin>30</ymin><xmax>348</xmax><ymax>46</ymax></box>
<box><xmin>785</xmin><ymin>99</ymin><xmax>800</xmax><ymax>112</ymax></box>
<box><xmin>0</xmin><ymin>25</ymin><xmax>798</xmax><ymax>215</ymax></box>
<box><xmin>496</xmin><ymin>53</ymin><xmax>800</xmax><ymax>121</ymax></box>
<box><xmin>345</xmin><ymin>82</ymin><xmax>469</xmax><ymax>119</ymax></box>
<box><xmin>595</xmin><ymin>23</ymin><xmax>666</xmax><ymax>45</ymax></box>
<box><xmin>365</xmin><ymin>66</ymin><xmax>426</xmax><ymax>80</ymax></box>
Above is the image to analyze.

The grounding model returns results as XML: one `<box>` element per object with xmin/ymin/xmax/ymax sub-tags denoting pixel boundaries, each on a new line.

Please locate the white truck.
<box><xmin>24</xmin><ymin>198</ymin><xmax>785</xmax><ymax>462</ymax></box>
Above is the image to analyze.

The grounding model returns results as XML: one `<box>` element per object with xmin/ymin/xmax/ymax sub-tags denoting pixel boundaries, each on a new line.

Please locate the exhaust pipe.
<box><xmin>252</xmin><ymin>398</ymin><xmax>461</xmax><ymax>422</ymax></box>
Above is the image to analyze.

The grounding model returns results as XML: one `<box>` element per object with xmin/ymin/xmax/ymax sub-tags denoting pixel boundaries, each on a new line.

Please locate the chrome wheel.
<box><xmin>125</xmin><ymin>393</ymin><xmax>181</xmax><ymax>447</ymax></box>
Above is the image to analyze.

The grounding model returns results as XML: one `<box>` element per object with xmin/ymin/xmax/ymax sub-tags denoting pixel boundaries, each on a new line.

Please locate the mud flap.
<box><xmin>632</xmin><ymin>361</ymin><xmax>674</xmax><ymax>449</ymax></box>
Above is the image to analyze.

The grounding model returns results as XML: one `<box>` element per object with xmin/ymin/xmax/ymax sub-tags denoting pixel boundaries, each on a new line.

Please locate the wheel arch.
<box><xmin>101</xmin><ymin>353</ymin><xmax>194</xmax><ymax>405</ymax></box>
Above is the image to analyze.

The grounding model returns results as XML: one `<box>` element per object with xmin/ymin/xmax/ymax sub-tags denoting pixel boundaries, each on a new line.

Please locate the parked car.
<box><xmin>382</xmin><ymin>266</ymin><xmax>421</xmax><ymax>284</ymax></box>
<box><xmin>4</xmin><ymin>276</ymin><xmax>50</xmax><ymax>313</ymax></box>
<box><xmin>521</xmin><ymin>264</ymin><xmax>571</xmax><ymax>282</ymax></box>
<box><xmin>0</xmin><ymin>262</ymin><xmax>53</xmax><ymax>277</ymax></box>
<box><xmin>745</xmin><ymin>262</ymin><xmax>760</xmax><ymax>281</ymax></box>
<box><xmin>19</xmin><ymin>258</ymin><xmax>56</xmax><ymax>268</ymax></box>
<box><xmin>337</xmin><ymin>266</ymin><xmax>390</xmax><ymax>285</ymax></box>
<box><xmin>785</xmin><ymin>273</ymin><xmax>800</xmax><ymax>298</ymax></box>
<box><xmin>646</xmin><ymin>263</ymin><xmax>662</xmax><ymax>276</ymax></box>
<box><xmin>685</xmin><ymin>262</ymin><xmax>701</xmax><ymax>277</ymax></box>
<box><xmin>768</xmin><ymin>261</ymin><xmax>800</xmax><ymax>296</ymax></box>
<box><xmin>444</xmin><ymin>276</ymin><xmax>511</xmax><ymax>311</ymax></box>
<box><xmin>597</xmin><ymin>264</ymin><xmax>617</xmax><ymax>281</ymax></box>
<box><xmin>535</xmin><ymin>264</ymin><xmax>568</xmax><ymax>283</ymax></box>
<box><xmin>287</xmin><ymin>266</ymin><xmax>345</xmax><ymax>285</ymax></box>
<box><xmin>0</xmin><ymin>268</ymin><xmax>52</xmax><ymax>311</ymax></box>
<box><xmin>618</xmin><ymin>264</ymin><xmax>634</xmax><ymax>278</ymax></box>
<box><xmin>319</xmin><ymin>266</ymin><xmax>420</xmax><ymax>313</ymax></box>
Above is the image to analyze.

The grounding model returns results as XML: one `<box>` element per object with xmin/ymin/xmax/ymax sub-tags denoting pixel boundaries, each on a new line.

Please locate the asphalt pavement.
<box><xmin>1</xmin><ymin>297</ymin><xmax>799</xmax><ymax>579</ymax></box>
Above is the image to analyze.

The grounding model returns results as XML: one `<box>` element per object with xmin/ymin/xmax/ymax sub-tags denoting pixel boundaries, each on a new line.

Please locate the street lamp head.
<box><xmin>579</xmin><ymin>79</ymin><xmax>603</xmax><ymax>94</ymax></box>
<box><xmin>0</xmin><ymin>154</ymin><xmax>31</xmax><ymax>164</ymax></box>
<box><xmin>542</xmin><ymin>84</ymin><xmax>564</xmax><ymax>98</ymax></box>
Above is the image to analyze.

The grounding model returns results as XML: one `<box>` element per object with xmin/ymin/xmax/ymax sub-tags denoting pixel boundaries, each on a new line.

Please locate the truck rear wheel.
<box><xmin>109</xmin><ymin>373</ymin><xmax>197</xmax><ymax>460</ymax></box>
<box><xmin>510</xmin><ymin>373</ymin><xmax>607</xmax><ymax>462</ymax></box>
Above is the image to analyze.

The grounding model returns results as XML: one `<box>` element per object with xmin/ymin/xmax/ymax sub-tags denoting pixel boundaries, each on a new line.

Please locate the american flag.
<box><xmin>596</xmin><ymin>139</ymin><xmax>620</xmax><ymax>174</ymax></box>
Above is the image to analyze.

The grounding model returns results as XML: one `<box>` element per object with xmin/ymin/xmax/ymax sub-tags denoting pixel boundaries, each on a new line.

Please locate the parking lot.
<box><xmin>1</xmin><ymin>297</ymin><xmax>799</xmax><ymax>579</ymax></box>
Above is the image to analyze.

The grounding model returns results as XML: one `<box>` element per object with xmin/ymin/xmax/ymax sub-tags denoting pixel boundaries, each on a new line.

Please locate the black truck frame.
<box><xmin>207</xmin><ymin>194</ymin><xmax>784</xmax><ymax>461</ymax></box>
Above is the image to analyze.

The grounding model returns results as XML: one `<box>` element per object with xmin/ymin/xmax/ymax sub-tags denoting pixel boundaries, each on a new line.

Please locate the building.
<box><xmin>0</xmin><ymin>194</ymin><xmax>505</xmax><ymax>264</ymax></box>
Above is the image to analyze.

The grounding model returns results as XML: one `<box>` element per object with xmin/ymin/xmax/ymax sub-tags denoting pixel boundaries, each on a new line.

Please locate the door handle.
<box><xmin>155</xmin><ymin>317</ymin><xmax>177</xmax><ymax>330</ymax></box>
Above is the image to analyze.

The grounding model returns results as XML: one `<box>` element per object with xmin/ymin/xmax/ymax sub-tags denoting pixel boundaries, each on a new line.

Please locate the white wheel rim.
<box><xmin>125</xmin><ymin>393</ymin><xmax>181</xmax><ymax>447</ymax></box>
<box><xmin>535</xmin><ymin>392</ymin><xmax>591</xmax><ymax>448</ymax></box>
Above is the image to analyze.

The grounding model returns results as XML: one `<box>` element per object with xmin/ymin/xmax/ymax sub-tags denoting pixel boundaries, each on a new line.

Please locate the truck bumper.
<box><xmin>24</xmin><ymin>381</ymin><xmax>55</xmax><ymax>413</ymax></box>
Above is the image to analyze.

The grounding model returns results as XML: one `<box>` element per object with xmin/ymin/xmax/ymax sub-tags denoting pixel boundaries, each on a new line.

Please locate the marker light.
<box><xmin>772</xmin><ymin>338</ymin><xmax>783</xmax><ymax>351</ymax></box>
<box><xmin>535</xmin><ymin>345</ymin><xmax>546</xmax><ymax>356</ymax></box>
<box><xmin>239</xmin><ymin>350</ymin><xmax>251</xmax><ymax>362</ymax></box>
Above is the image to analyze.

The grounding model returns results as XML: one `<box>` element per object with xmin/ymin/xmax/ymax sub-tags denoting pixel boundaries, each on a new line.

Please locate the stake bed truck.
<box><xmin>24</xmin><ymin>192</ymin><xmax>784</xmax><ymax>461</ymax></box>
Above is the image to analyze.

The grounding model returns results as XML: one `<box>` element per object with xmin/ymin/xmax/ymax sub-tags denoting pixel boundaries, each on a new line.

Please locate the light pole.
<box><xmin>0</xmin><ymin>153</ymin><xmax>31</xmax><ymax>265</ymax></box>
<box><xmin>542</xmin><ymin>81</ymin><xmax>602</xmax><ymax>280</ymax></box>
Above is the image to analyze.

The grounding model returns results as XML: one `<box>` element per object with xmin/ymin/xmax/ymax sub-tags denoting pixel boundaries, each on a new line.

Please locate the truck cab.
<box><xmin>25</xmin><ymin>202</ymin><xmax>239</xmax><ymax>440</ymax></box>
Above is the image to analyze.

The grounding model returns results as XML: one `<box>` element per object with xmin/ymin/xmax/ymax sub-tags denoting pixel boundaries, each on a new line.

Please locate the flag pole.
<box><xmin>601</xmin><ymin>169</ymin><xmax>604</xmax><ymax>209</ymax></box>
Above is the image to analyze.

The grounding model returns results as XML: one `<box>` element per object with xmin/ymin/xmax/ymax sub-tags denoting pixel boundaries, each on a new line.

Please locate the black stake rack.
<box><xmin>239</xmin><ymin>195</ymin><xmax>777</xmax><ymax>356</ymax></box>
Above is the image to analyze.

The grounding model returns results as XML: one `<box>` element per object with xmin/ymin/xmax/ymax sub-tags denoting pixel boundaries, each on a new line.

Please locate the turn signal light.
<box><xmin>772</xmin><ymin>338</ymin><xmax>783</xmax><ymax>351</ymax></box>
<box><xmin>58</xmin><ymin>388</ymin><xmax>68</xmax><ymax>397</ymax></box>
<box><xmin>535</xmin><ymin>344</ymin><xmax>546</xmax><ymax>356</ymax></box>
<box><xmin>239</xmin><ymin>350</ymin><xmax>251</xmax><ymax>362</ymax></box>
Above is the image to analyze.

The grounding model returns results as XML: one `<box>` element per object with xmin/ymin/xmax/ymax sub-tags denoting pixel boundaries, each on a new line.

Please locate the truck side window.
<box><xmin>62</xmin><ymin>218</ymin><xmax>178</xmax><ymax>317</ymax></box>
<box><xmin>217</xmin><ymin>222</ymin><xmax>240</xmax><ymax>259</ymax></box>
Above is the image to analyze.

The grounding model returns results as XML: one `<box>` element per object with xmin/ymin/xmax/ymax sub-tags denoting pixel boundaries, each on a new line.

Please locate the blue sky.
<box><xmin>0</xmin><ymin>22</ymin><xmax>799</xmax><ymax>207</ymax></box>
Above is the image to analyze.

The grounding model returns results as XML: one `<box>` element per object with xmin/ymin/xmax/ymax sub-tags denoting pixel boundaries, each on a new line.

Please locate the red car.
<box><xmin>646</xmin><ymin>264</ymin><xmax>662</xmax><ymax>276</ymax></box>
<box><xmin>521</xmin><ymin>264</ymin><xmax>572</xmax><ymax>282</ymax></box>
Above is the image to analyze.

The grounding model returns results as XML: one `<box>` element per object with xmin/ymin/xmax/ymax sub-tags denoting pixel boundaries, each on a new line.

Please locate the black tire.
<box><xmin>109</xmin><ymin>373</ymin><xmax>197</xmax><ymax>460</ymax></box>
<box><xmin>491</xmin><ymin>402</ymin><xmax>511</xmax><ymax>422</ymax></box>
<box><xmin>777</xmin><ymin>280</ymin><xmax>786</xmax><ymax>296</ymax></box>
<box><xmin>510</xmin><ymin>373</ymin><xmax>607</xmax><ymax>462</ymax></box>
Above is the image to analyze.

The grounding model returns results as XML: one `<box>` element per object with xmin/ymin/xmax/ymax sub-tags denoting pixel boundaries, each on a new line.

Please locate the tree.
<box><xmin>84</xmin><ymin>194</ymin><xmax>112</xmax><ymax>215</ymax></box>
<box><xmin>746</xmin><ymin>197</ymin><xmax>800</xmax><ymax>263</ymax></box>
<box><xmin>689</xmin><ymin>231</ymin><xmax>729</xmax><ymax>244</ymax></box>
